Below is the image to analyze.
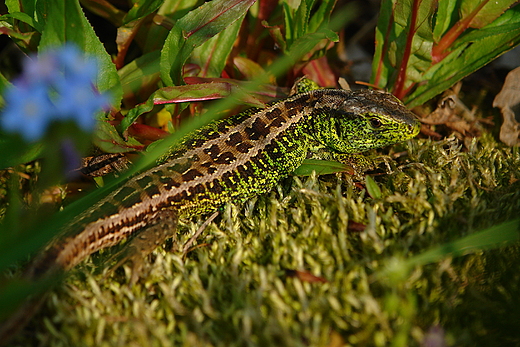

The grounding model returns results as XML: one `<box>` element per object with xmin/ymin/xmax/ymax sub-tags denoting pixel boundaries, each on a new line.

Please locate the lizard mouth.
<box><xmin>408</xmin><ymin>118</ymin><xmax>421</xmax><ymax>137</ymax></box>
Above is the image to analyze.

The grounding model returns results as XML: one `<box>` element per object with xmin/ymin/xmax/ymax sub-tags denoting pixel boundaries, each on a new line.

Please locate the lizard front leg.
<box><xmin>106</xmin><ymin>210</ymin><xmax>178</xmax><ymax>283</ymax></box>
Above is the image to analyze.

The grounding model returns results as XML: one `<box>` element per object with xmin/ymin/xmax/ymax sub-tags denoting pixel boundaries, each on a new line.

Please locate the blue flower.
<box><xmin>0</xmin><ymin>44</ymin><xmax>111</xmax><ymax>141</ymax></box>
<box><xmin>54</xmin><ymin>84</ymin><xmax>110</xmax><ymax>132</ymax></box>
<box><xmin>1</xmin><ymin>82</ymin><xmax>54</xmax><ymax>141</ymax></box>
<box><xmin>56</xmin><ymin>45</ymin><xmax>99</xmax><ymax>86</ymax></box>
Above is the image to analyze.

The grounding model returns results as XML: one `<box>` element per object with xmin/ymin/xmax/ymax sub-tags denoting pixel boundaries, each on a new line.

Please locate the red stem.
<box><xmin>431</xmin><ymin>0</ymin><xmax>490</xmax><ymax>63</ymax></box>
<box><xmin>373</xmin><ymin>4</ymin><xmax>395</xmax><ymax>88</ymax></box>
<box><xmin>393</xmin><ymin>0</ymin><xmax>420</xmax><ymax>100</ymax></box>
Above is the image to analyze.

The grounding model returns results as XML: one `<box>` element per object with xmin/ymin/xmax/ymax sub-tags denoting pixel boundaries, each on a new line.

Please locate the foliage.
<box><xmin>372</xmin><ymin>0</ymin><xmax>520</xmax><ymax>107</ymax></box>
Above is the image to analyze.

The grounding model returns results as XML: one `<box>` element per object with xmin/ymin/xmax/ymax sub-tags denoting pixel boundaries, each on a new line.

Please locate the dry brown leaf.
<box><xmin>493</xmin><ymin>66</ymin><xmax>520</xmax><ymax>146</ymax></box>
<box><xmin>285</xmin><ymin>269</ymin><xmax>328</xmax><ymax>283</ymax></box>
<box><xmin>420</xmin><ymin>84</ymin><xmax>483</xmax><ymax>140</ymax></box>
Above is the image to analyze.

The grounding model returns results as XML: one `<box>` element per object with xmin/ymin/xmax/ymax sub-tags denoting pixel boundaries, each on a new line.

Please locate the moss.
<box><xmin>10</xmin><ymin>134</ymin><xmax>520</xmax><ymax>347</ymax></box>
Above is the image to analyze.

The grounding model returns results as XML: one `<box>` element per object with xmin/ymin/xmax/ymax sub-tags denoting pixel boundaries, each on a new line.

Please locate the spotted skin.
<box><xmin>23</xmin><ymin>83</ymin><xmax>420</xmax><ymax>280</ymax></box>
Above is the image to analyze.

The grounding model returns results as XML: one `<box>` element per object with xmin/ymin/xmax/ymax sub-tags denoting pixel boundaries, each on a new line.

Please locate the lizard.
<box><xmin>0</xmin><ymin>78</ymin><xmax>420</xmax><ymax>342</ymax></box>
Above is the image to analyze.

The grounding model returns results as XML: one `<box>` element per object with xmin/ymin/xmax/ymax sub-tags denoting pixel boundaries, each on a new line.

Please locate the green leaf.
<box><xmin>118</xmin><ymin>51</ymin><xmax>161</xmax><ymax>101</ymax></box>
<box><xmin>393</xmin><ymin>0</ymin><xmax>435</xmax><ymax>39</ymax></box>
<box><xmin>282</xmin><ymin>0</ymin><xmax>338</xmax><ymax>52</ymax></box>
<box><xmin>371</xmin><ymin>0</ymin><xmax>394</xmax><ymax>88</ymax></box>
<box><xmin>19</xmin><ymin>0</ymin><xmax>46</xmax><ymax>28</ymax></box>
<box><xmin>365</xmin><ymin>175</ymin><xmax>382</xmax><ymax>199</ymax></box>
<box><xmin>432</xmin><ymin>0</ymin><xmax>458</xmax><ymax>41</ymax></box>
<box><xmin>461</xmin><ymin>0</ymin><xmax>518</xmax><ymax>29</ymax></box>
<box><xmin>372</xmin><ymin>0</ymin><xmax>520</xmax><ymax>106</ymax></box>
<box><xmin>160</xmin><ymin>0</ymin><xmax>256</xmax><ymax>86</ymax></box>
<box><xmin>456</xmin><ymin>6</ymin><xmax>520</xmax><ymax>46</ymax></box>
<box><xmin>0</xmin><ymin>71</ymin><xmax>10</xmax><ymax>101</ymax></box>
<box><xmin>94</xmin><ymin>121</ymin><xmax>144</xmax><ymax>153</ymax></box>
<box><xmin>1</xmin><ymin>12</ymin><xmax>43</xmax><ymax>32</ymax></box>
<box><xmin>191</xmin><ymin>13</ymin><xmax>244</xmax><ymax>78</ymax></box>
<box><xmin>124</xmin><ymin>0</ymin><xmax>164</xmax><ymax>24</ymax></box>
<box><xmin>0</xmin><ymin>136</ymin><xmax>43</xmax><ymax>170</ymax></box>
<box><xmin>405</xmin><ymin>218</ymin><xmax>520</xmax><ymax>267</ymax></box>
<box><xmin>293</xmin><ymin>159</ymin><xmax>352</xmax><ymax>176</ymax></box>
<box><xmin>39</xmin><ymin>0</ymin><xmax>123</xmax><ymax>106</ymax></box>
<box><xmin>233</xmin><ymin>56</ymin><xmax>269</xmax><ymax>80</ymax></box>
<box><xmin>379</xmin><ymin>219</ymin><xmax>520</xmax><ymax>285</ymax></box>
<box><xmin>267</xmin><ymin>28</ymin><xmax>338</xmax><ymax>77</ymax></box>
<box><xmin>385</xmin><ymin>0</ymin><xmax>436</xmax><ymax>97</ymax></box>
<box><xmin>406</xmin><ymin>6</ymin><xmax>520</xmax><ymax>107</ymax></box>
<box><xmin>157</xmin><ymin>0</ymin><xmax>200</xmax><ymax>17</ymax></box>
<box><xmin>308</xmin><ymin>0</ymin><xmax>336</xmax><ymax>33</ymax></box>
<box><xmin>120</xmin><ymin>79</ymin><xmax>276</xmax><ymax>132</ymax></box>
<box><xmin>5</xmin><ymin>0</ymin><xmax>20</xmax><ymax>12</ymax></box>
<box><xmin>126</xmin><ymin>4</ymin><xmax>338</xmax><ymax>138</ymax></box>
<box><xmin>283</xmin><ymin>0</ymin><xmax>310</xmax><ymax>47</ymax></box>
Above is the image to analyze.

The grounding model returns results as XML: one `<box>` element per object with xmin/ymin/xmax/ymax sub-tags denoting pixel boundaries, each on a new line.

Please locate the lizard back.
<box><xmin>24</xmin><ymin>87</ymin><xmax>420</xmax><ymax>279</ymax></box>
<box><xmin>25</xmin><ymin>89</ymin><xmax>326</xmax><ymax>278</ymax></box>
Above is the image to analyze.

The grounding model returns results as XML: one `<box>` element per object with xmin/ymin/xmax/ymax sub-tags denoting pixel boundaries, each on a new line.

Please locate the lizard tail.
<box><xmin>0</xmin><ymin>293</ymin><xmax>48</xmax><ymax>346</ymax></box>
<box><xmin>0</xmin><ymin>248</ymin><xmax>65</xmax><ymax>346</ymax></box>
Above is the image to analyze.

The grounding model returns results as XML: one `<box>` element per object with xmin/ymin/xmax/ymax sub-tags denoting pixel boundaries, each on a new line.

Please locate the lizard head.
<box><xmin>312</xmin><ymin>89</ymin><xmax>420</xmax><ymax>154</ymax></box>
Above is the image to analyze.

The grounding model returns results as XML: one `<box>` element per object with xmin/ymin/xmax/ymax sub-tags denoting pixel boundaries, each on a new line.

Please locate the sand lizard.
<box><xmin>0</xmin><ymin>79</ymin><xmax>420</xmax><ymax>341</ymax></box>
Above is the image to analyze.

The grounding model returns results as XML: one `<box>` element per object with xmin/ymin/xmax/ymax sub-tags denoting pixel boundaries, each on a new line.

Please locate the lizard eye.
<box><xmin>369</xmin><ymin>118</ymin><xmax>382</xmax><ymax>128</ymax></box>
